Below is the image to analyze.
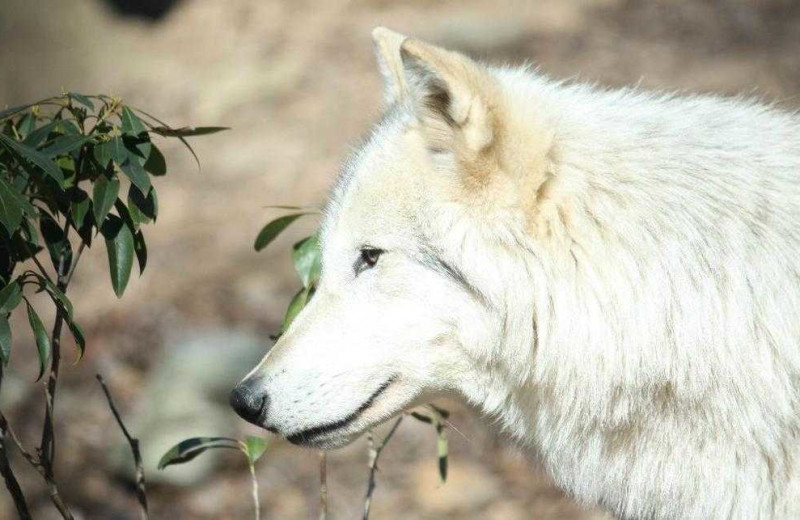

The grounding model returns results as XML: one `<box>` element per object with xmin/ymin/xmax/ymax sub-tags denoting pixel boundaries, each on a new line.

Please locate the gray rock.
<box><xmin>121</xmin><ymin>327</ymin><xmax>268</xmax><ymax>486</ymax></box>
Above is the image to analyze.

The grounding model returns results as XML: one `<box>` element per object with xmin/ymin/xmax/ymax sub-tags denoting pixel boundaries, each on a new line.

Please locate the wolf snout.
<box><xmin>229</xmin><ymin>380</ymin><xmax>270</xmax><ymax>427</ymax></box>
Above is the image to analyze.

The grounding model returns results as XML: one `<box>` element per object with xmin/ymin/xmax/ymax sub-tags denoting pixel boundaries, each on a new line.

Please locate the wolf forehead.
<box><xmin>319</xmin><ymin>104</ymin><xmax>478</xmax><ymax>242</ymax></box>
<box><xmin>323</xmin><ymin>108</ymin><xmax>410</xmax><ymax>213</ymax></box>
<box><xmin>318</xmin><ymin>107</ymin><xmax>493</xmax><ymax>304</ymax></box>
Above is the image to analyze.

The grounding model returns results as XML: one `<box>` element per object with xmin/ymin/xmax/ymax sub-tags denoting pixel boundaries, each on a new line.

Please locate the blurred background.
<box><xmin>1</xmin><ymin>0</ymin><xmax>799</xmax><ymax>518</ymax></box>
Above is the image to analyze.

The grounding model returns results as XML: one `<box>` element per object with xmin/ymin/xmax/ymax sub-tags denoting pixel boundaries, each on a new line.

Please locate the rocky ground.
<box><xmin>1</xmin><ymin>0</ymin><xmax>799</xmax><ymax>518</ymax></box>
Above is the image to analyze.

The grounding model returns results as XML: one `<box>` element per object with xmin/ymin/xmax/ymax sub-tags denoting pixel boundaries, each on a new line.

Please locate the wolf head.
<box><xmin>231</xmin><ymin>28</ymin><xmax>551</xmax><ymax>449</ymax></box>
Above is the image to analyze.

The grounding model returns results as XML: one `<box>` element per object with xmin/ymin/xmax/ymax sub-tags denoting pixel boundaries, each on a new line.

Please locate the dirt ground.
<box><xmin>1</xmin><ymin>0</ymin><xmax>800</xmax><ymax>519</ymax></box>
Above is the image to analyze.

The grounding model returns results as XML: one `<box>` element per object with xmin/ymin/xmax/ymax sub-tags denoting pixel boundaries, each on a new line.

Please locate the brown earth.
<box><xmin>1</xmin><ymin>0</ymin><xmax>799</xmax><ymax>519</ymax></box>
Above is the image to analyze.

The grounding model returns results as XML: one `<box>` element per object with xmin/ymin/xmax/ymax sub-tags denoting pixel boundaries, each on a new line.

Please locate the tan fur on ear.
<box><xmin>399</xmin><ymin>37</ymin><xmax>497</xmax><ymax>156</ymax></box>
<box><xmin>372</xmin><ymin>27</ymin><xmax>410</xmax><ymax>105</ymax></box>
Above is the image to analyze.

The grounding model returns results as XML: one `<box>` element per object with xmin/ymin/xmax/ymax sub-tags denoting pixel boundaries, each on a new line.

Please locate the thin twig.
<box><xmin>248</xmin><ymin>462</ymin><xmax>260</xmax><ymax>520</ymax></box>
<box><xmin>0</xmin><ymin>364</ymin><xmax>32</xmax><ymax>520</ymax></box>
<box><xmin>362</xmin><ymin>417</ymin><xmax>404</xmax><ymax>520</ymax></box>
<box><xmin>0</xmin><ymin>412</ymin><xmax>38</xmax><ymax>470</ymax></box>
<box><xmin>22</xmin><ymin>240</ymin><xmax>53</xmax><ymax>284</ymax></box>
<box><xmin>319</xmin><ymin>451</ymin><xmax>328</xmax><ymax>520</ymax></box>
<box><xmin>38</xmin><ymin>220</ymin><xmax>75</xmax><ymax>520</ymax></box>
<box><xmin>64</xmin><ymin>241</ymin><xmax>86</xmax><ymax>287</ymax></box>
<box><xmin>38</xmin><ymin>265</ymin><xmax>66</xmax><ymax>463</ymax></box>
<box><xmin>0</xmin><ymin>409</ymin><xmax>70</xmax><ymax>520</ymax></box>
<box><xmin>43</xmin><ymin>466</ymin><xmax>73</xmax><ymax>519</ymax></box>
<box><xmin>96</xmin><ymin>374</ymin><xmax>149</xmax><ymax>520</ymax></box>
<box><xmin>0</xmin><ymin>435</ymin><xmax>31</xmax><ymax>520</ymax></box>
<box><xmin>89</xmin><ymin>98</ymin><xmax>119</xmax><ymax>135</ymax></box>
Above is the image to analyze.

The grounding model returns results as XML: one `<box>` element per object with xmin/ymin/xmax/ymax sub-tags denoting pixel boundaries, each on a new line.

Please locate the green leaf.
<box><xmin>68</xmin><ymin>320</ymin><xmax>85</xmax><ymax>362</ymax></box>
<box><xmin>41</xmin><ymin>135</ymin><xmax>92</xmax><ymax>158</ymax></box>
<box><xmin>114</xmin><ymin>199</ymin><xmax>137</xmax><ymax>232</ymax></box>
<box><xmin>262</xmin><ymin>205</ymin><xmax>316</xmax><ymax>211</ymax></box>
<box><xmin>0</xmin><ymin>178</ymin><xmax>24</xmax><ymax>234</ymax></box>
<box><xmin>17</xmin><ymin>114</ymin><xmax>36</xmax><ymax>139</ymax></box>
<box><xmin>244</xmin><ymin>436</ymin><xmax>269</xmax><ymax>465</ymax></box>
<box><xmin>9</xmin><ymin>170</ymin><xmax>27</xmax><ymax>193</ymax></box>
<box><xmin>25</xmin><ymin>301</ymin><xmax>51</xmax><ymax>380</ymax></box>
<box><xmin>0</xmin><ymin>264</ymin><xmax>10</xmax><ymax>295</ymax></box>
<box><xmin>109</xmin><ymin>136</ymin><xmax>128</xmax><ymax>166</ymax></box>
<box><xmin>43</xmin><ymin>279</ymin><xmax>74</xmax><ymax>320</ymax></box>
<box><xmin>10</xmin><ymin>218</ymin><xmax>42</xmax><ymax>264</ymax></box>
<box><xmin>409</xmin><ymin>412</ymin><xmax>433</xmax><ymax>425</ymax></box>
<box><xmin>92</xmin><ymin>174</ymin><xmax>119</xmax><ymax>226</ymax></box>
<box><xmin>143</xmin><ymin>144</ymin><xmax>166</xmax><ymax>176</ymax></box>
<box><xmin>40</xmin><ymin>213</ymin><xmax>72</xmax><ymax>272</ymax></box>
<box><xmin>120</xmin><ymin>106</ymin><xmax>147</xmax><ymax>137</ymax></box>
<box><xmin>119</xmin><ymin>158</ymin><xmax>151</xmax><ymax>194</ymax></box>
<box><xmin>133</xmin><ymin>230</ymin><xmax>147</xmax><ymax>275</ymax></box>
<box><xmin>128</xmin><ymin>186</ymin><xmax>156</xmax><ymax>227</ymax></box>
<box><xmin>19</xmin><ymin>218</ymin><xmax>38</xmax><ymax>247</ymax></box>
<box><xmin>281</xmin><ymin>286</ymin><xmax>310</xmax><ymax>333</ymax></box>
<box><xmin>0</xmin><ymin>103</ymin><xmax>32</xmax><ymax>121</ymax></box>
<box><xmin>158</xmin><ymin>437</ymin><xmax>242</xmax><ymax>470</ymax></box>
<box><xmin>94</xmin><ymin>139</ymin><xmax>113</xmax><ymax>168</ymax></box>
<box><xmin>0</xmin><ymin>281</ymin><xmax>22</xmax><ymax>314</ymax></box>
<box><xmin>23</xmin><ymin>120</ymin><xmax>62</xmax><ymax>148</ymax></box>
<box><xmin>68</xmin><ymin>93</ymin><xmax>94</xmax><ymax>110</ymax></box>
<box><xmin>127</xmin><ymin>200</ymin><xmax>146</xmax><ymax>230</ymax></box>
<box><xmin>101</xmin><ymin>215</ymin><xmax>134</xmax><ymax>298</ymax></box>
<box><xmin>124</xmin><ymin>135</ymin><xmax>151</xmax><ymax>167</ymax></box>
<box><xmin>76</xmin><ymin>214</ymin><xmax>94</xmax><ymax>248</ymax></box>
<box><xmin>0</xmin><ymin>133</ymin><xmax>64</xmax><ymax>185</ymax></box>
<box><xmin>0</xmin><ymin>177</ymin><xmax>35</xmax><ymax>226</ymax></box>
<box><xmin>254</xmin><ymin>214</ymin><xmax>307</xmax><ymax>252</ymax></box>
<box><xmin>55</xmin><ymin>119</ymin><xmax>81</xmax><ymax>136</ymax></box>
<box><xmin>430</xmin><ymin>407</ymin><xmax>448</xmax><ymax>484</ymax></box>
<box><xmin>244</xmin><ymin>435</ymin><xmax>269</xmax><ymax>465</ymax></box>
<box><xmin>438</xmin><ymin>433</ymin><xmax>448</xmax><ymax>483</ymax></box>
<box><xmin>0</xmin><ymin>315</ymin><xmax>10</xmax><ymax>365</ymax></box>
<box><xmin>124</xmin><ymin>106</ymin><xmax>202</xmax><ymax>171</ymax></box>
<box><xmin>69</xmin><ymin>188</ymin><xmax>91</xmax><ymax>229</ymax></box>
<box><xmin>149</xmin><ymin>126</ymin><xmax>230</xmax><ymax>137</ymax></box>
<box><xmin>292</xmin><ymin>234</ymin><xmax>322</xmax><ymax>288</ymax></box>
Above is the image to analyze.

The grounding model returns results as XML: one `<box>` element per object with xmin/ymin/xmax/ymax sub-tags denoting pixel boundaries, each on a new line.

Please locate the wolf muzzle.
<box><xmin>229</xmin><ymin>380</ymin><xmax>269</xmax><ymax>426</ymax></box>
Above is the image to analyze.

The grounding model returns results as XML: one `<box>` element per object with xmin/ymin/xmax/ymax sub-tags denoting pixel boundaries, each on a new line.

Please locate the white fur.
<box><xmin>237</xmin><ymin>29</ymin><xmax>800</xmax><ymax>519</ymax></box>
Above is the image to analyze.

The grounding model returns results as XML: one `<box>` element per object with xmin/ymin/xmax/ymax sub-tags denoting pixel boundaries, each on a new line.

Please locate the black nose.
<box><xmin>229</xmin><ymin>382</ymin><xmax>268</xmax><ymax>425</ymax></box>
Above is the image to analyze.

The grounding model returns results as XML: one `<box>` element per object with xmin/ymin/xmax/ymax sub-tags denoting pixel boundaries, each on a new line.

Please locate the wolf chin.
<box><xmin>231</xmin><ymin>27</ymin><xmax>800</xmax><ymax>519</ymax></box>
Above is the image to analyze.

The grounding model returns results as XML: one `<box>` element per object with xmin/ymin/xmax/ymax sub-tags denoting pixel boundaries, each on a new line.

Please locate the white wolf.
<box><xmin>231</xmin><ymin>28</ymin><xmax>800</xmax><ymax>519</ymax></box>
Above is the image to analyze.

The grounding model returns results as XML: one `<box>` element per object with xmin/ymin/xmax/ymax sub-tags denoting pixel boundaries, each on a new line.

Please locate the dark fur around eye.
<box><xmin>355</xmin><ymin>247</ymin><xmax>383</xmax><ymax>275</ymax></box>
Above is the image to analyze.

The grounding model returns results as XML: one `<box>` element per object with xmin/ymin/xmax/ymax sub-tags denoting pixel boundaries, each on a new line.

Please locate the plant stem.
<box><xmin>0</xmin><ymin>406</ymin><xmax>72</xmax><ymax>519</ymax></box>
<box><xmin>0</xmin><ymin>412</ymin><xmax>38</xmax><ymax>471</ymax></box>
<box><xmin>0</xmin><ymin>364</ymin><xmax>32</xmax><ymax>520</ymax></box>
<box><xmin>38</xmin><ymin>220</ymin><xmax>75</xmax><ymax>520</ymax></box>
<box><xmin>362</xmin><ymin>417</ymin><xmax>404</xmax><ymax>520</ymax></box>
<box><xmin>319</xmin><ymin>451</ymin><xmax>328</xmax><ymax>520</ymax></box>
<box><xmin>96</xmin><ymin>374</ymin><xmax>149</xmax><ymax>520</ymax></box>
<box><xmin>26</xmin><ymin>247</ymin><xmax>53</xmax><ymax>284</ymax></box>
<box><xmin>248</xmin><ymin>461</ymin><xmax>260</xmax><ymax>520</ymax></box>
<box><xmin>64</xmin><ymin>241</ymin><xmax>85</xmax><ymax>286</ymax></box>
<box><xmin>0</xmin><ymin>435</ymin><xmax>31</xmax><ymax>520</ymax></box>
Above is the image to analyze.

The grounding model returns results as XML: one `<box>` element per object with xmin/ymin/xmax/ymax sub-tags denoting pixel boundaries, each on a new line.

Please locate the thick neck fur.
<box><xmin>443</xmin><ymin>67</ymin><xmax>800</xmax><ymax>519</ymax></box>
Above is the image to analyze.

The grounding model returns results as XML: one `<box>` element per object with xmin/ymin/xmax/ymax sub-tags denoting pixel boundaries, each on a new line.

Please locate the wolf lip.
<box><xmin>285</xmin><ymin>375</ymin><xmax>397</xmax><ymax>445</ymax></box>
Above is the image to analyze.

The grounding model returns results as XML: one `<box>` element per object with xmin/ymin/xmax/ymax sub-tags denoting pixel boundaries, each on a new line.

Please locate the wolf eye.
<box><xmin>356</xmin><ymin>247</ymin><xmax>383</xmax><ymax>274</ymax></box>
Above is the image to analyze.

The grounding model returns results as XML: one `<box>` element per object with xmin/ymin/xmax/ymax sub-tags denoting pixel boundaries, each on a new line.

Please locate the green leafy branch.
<box><xmin>159</xmin><ymin>435</ymin><xmax>269</xmax><ymax>520</ymax></box>
<box><xmin>0</xmin><ymin>92</ymin><xmax>227</xmax><ymax>520</ymax></box>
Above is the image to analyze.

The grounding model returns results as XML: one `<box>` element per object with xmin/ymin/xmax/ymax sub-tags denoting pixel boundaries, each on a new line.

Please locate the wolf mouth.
<box><xmin>286</xmin><ymin>375</ymin><xmax>398</xmax><ymax>445</ymax></box>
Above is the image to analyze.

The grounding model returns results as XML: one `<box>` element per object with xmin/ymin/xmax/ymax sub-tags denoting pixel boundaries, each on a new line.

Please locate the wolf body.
<box><xmin>231</xmin><ymin>28</ymin><xmax>800</xmax><ymax>519</ymax></box>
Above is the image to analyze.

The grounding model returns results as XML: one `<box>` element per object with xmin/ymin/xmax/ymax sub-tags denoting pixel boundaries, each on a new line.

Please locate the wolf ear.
<box><xmin>372</xmin><ymin>28</ymin><xmax>497</xmax><ymax>156</ymax></box>
<box><xmin>372</xmin><ymin>27</ymin><xmax>411</xmax><ymax>105</ymax></box>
